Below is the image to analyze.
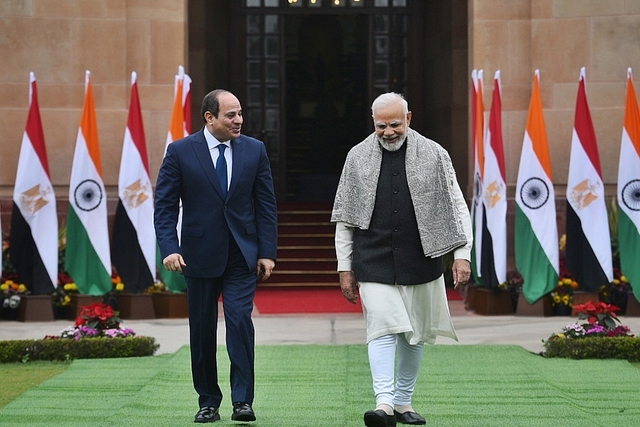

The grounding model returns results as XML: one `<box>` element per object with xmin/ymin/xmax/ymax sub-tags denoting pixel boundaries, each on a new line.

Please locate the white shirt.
<box><xmin>204</xmin><ymin>127</ymin><xmax>232</xmax><ymax>190</ymax></box>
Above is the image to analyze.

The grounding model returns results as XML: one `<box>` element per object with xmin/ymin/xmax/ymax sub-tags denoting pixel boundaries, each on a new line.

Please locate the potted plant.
<box><xmin>543</xmin><ymin>301</ymin><xmax>638</xmax><ymax>360</ymax></box>
<box><xmin>0</xmin><ymin>279</ymin><xmax>29</xmax><ymax>320</ymax></box>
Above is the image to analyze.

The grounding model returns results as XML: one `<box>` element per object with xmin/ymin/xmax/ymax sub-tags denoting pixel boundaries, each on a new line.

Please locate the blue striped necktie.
<box><xmin>216</xmin><ymin>144</ymin><xmax>227</xmax><ymax>198</ymax></box>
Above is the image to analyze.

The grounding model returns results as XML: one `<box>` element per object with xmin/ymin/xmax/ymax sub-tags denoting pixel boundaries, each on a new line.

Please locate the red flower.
<box><xmin>74</xmin><ymin>303</ymin><xmax>120</xmax><ymax>330</ymax></box>
<box><xmin>572</xmin><ymin>300</ymin><xmax>620</xmax><ymax>329</ymax></box>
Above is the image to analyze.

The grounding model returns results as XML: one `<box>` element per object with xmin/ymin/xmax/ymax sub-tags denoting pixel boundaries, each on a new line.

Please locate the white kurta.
<box><xmin>334</xmin><ymin>175</ymin><xmax>472</xmax><ymax>345</ymax></box>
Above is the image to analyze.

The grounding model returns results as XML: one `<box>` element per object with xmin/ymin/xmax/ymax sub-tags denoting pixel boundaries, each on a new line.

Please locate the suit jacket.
<box><xmin>154</xmin><ymin>128</ymin><xmax>278</xmax><ymax>278</ymax></box>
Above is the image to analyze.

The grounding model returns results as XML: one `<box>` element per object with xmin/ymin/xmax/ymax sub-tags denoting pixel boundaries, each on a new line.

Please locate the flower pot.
<box><xmin>117</xmin><ymin>293</ymin><xmax>156</xmax><ymax>319</ymax></box>
<box><xmin>626</xmin><ymin>292</ymin><xmax>640</xmax><ymax>317</ymax></box>
<box><xmin>0</xmin><ymin>307</ymin><xmax>20</xmax><ymax>321</ymax></box>
<box><xmin>18</xmin><ymin>295</ymin><xmax>54</xmax><ymax>322</ymax></box>
<box><xmin>68</xmin><ymin>294</ymin><xmax>104</xmax><ymax>320</ymax></box>
<box><xmin>152</xmin><ymin>292</ymin><xmax>188</xmax><ymax>318</ymax></box>
<box><xmin>52</xmin><ymin>305</ymin><xmax>71</xmax><ymax>320</ymax></box>
<box><xmin>571</xmin><ymin>291</ymin><xmax>601</xmax><ymax>316</ymax></box>
<box><xmin>553</xmin><ymin>304</ymin><xmax>573</xmax><ymax>316</ymax></box>
<box><xmin>515</xmin><ymin>292</ymin><xmax>553</xmax><ymax>317</ymax></box>
<box><xmin>463</xmin><ymin>284</ymin><xmax>477</xmax><ymax>312</ymax></box>
<box><xmin>473</xmin><ymin>288</ymin><xmax>515</xmax><ymax>316</ymax></box>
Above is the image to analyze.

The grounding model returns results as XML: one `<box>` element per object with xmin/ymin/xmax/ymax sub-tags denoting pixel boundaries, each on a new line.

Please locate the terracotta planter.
<box><xmin>18</xmin><ymin>295</ymin><xmax>54</xmax><ymax>322</ymax></box>
<box><xmin>515</xmin><ymin>292</ymin><xmax>553</xmax><ymax>317</ymax></box>
<box><xmin>118</xmin><ymin>293</ymin><xmax>156</xmax><ymax>319</ymax></box>
<box><xmin>571</xmin><ymin>291</ymin><xmax>601</xmax><ymax>316</ymax></box>
<box><xmin>626</xmin><ymin>292</ymin><xmax>640</xmax><ymax>317</ymax></box>
<box><xmin>152</xmin><ymin>292</ymin><xmax>188</xmax><ymax>318</ymax></box>
<box><xmin>464</xmin><ymin>284</ymin><xmax>477</xmax><ymax>312</ymax></box>
<box><xmin>68</xmin><ymin>294</ymin><xmax>103</xmax><ymax>320</ymax></box>
<box><xmin>473</xmin><ymin>288</ymin><xmax>515</xmax><ymax>316</ymax></box>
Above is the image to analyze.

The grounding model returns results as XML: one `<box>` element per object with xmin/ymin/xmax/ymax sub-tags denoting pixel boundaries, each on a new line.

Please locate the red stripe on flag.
<box><xmin>489</xmin><ymin>76</ymin><xmax>506</xmax><ymax>181</ymax></box>
<box><xmin>127</xmin><ymin>79</ymin><xmax>150</xmax><ymax>176</ymax></box>
<box><xmin>25</xmin><ymin>79</ymin><xmax>51</xmax><ymax>178</ymax></box>
<box><xmin>574</xmin><ymin>76</ymin><xmax>603</xmax><ymax>176</ymax></box>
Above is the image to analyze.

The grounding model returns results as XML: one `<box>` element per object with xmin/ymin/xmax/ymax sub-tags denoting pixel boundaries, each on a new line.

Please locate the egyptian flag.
<box><xmin>618</xmin><ymin>68</ymin><xmax>640</xmax><ymax>294</ymax></box>
<box><xmin>10</xmin><ymin>72</ymin><xmax>58</xmax><ymax>294</ymax></box>
<box><xmin>111</xmin><ymin>72</ymin><xmax>155</xmax><ymax>293</ymax></box>
<box><xmin>66</xmin><ymin>71</ymin><xmax>112</xmax><ymax>296</ymax></box>
<box><xmin>470</xmin><ymin>69</ymin><xmax>485</xmax><ymax>284</ymax></box>
<box><xmin>515</xmin><ymin>70</ymin><xmax>559</xmax><ymax>303</ymax></box>
<box><xmin>156</xmin><ymin>66</ymin><xmax>191</xmax><ymax>292</ymax></box>
<box><xmin>481</xmin><ymin>70</ymin><xmax>507</xmax><ymax>289</ymax></box>
<box><xmin>565</xmin><ymin>67</ymin><xmax>613</xmax><ymax>291</ymax></box>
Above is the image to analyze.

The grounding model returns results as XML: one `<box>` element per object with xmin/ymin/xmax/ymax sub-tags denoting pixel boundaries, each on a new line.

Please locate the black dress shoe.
<box><xmin>232</xmin><ymin>402</ymin><xmax>256</xmax><ymax>422</ymax></box>
<box><xmin>194</xmin><ymin>406</ymin><xmax>220</xmax><ymax>423</ymax></box>
<box><xmin>394</xmin><ymin>410</ymin><xmax>426</xmax><ymax>425</ymax></box>
<box><xmin>364</xmin><ymin>409</ymin><xmax>397</xmax><ymax>427</ymax></box>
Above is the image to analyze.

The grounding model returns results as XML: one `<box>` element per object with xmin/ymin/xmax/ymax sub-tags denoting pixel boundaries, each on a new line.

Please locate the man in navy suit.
<box><xmin>154</xmin><ymin>89</ymin><xmax>277</xmax><ymax>423</ymax></box>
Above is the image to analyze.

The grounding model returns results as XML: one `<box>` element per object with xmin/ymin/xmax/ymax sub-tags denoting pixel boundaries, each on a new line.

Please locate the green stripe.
<box><xmin>65</xmin><ymin>206</ymin><xmax>112</xmax><ymax>296</ymax></box>
<box><xmin>515</xmin><ymin>205</ymin><xmax>558</xmax><ymax>303</ymax></box>
<box><xmin>470</xmin><ymin>204</ymin><xmax>483</xmax><ymax>285</ymax></box>
<box><xmin>618</xmin><ymin>209</ymin><xmax>640</xmax><ymax>294</ymax></box>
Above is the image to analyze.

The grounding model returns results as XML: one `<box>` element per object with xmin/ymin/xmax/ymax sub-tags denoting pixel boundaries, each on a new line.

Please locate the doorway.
<box><xmin>284</xmin><ymin>14</ymin><xmax>370</xmax><ymax>201</ymax></box>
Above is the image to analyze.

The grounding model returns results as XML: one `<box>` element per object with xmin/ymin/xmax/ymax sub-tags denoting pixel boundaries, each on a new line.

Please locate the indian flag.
<box><xmin>470</xmin><ymin>69</ymin><xmax>485</xmax><ymax>284</ymax></box>
<box><xmin>618</xmin><ymin>67</ymin><xmax>640</xmax><ymax>294</ymax></box>
<box><xmin>66</xmin><ymin>71</ymin><xmax>112</xmax><ymax>296</ymax></box>
<box><xmin>565</xmin><ymin>67</ymin><xmax>613</xmax><ymax>291</ymax></box>
<box><xmin>11</xmin><ymin>72</ymin><xmax>58</xmax><ymax>294</ymax></box>
<box><xmin>156</xmin><ymin>66</ymin><xmax>191</xmax><ymax>292</ymax></box>
<box><xmin>481</xmin><ymin>70</ymin><xmax>507</xmax><ymax>288</ymax></box>
<box><xmin>515</xmin><ymin>70</ymin><xmax>558</xmax><ymax>304</ymax></box>
<box><xmin>111</xmin><ymin>72</ymin><xmax>155</xmax><ymax>293</ymax></box>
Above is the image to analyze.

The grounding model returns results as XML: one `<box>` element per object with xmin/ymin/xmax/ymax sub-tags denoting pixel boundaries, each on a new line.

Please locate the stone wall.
<box><xmin>0</xmin><ymin>0</ymin><xmax>188</xmax><ymax>204</ymax></box>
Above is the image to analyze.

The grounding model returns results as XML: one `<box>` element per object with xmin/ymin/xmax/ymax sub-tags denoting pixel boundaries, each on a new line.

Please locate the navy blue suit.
<box><xmin>154</xmin><ymin>127</ymin><xmax>277</xmax><ymax>408</ymax></box>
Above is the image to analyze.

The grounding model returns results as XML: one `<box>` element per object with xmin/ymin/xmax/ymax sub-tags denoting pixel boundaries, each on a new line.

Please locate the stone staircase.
<box><xmin>264</xmin><ymin>203</ymin><xmax>338</xmax><ymax>287</ymax></box>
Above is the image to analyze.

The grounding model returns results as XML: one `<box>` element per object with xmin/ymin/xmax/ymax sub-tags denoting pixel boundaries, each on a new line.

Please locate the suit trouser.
<box><xmin>186</xmin><ymin>237</ymin><xmax>257</xmax><ymax>408</ymax></box>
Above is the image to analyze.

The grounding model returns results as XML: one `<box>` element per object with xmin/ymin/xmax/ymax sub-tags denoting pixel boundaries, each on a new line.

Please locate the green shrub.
<box><xmin>543</xmin><ymin>336</ymin><xmax>640</xmax><ymax>362</ymax></box>
<box><xmin>0</xmin><ymin>336</ymin><xmax>158</xmax><ymax>363</ymax></box>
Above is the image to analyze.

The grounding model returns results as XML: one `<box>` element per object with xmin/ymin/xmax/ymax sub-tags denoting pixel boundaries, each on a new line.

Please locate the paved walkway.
<box><xmin>2</xmin><ymin>301</ymin><xmax>640</xmax><ymax>356</ymax></box>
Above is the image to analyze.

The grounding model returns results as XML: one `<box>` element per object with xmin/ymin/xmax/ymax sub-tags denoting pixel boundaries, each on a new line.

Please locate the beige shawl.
<box><xmin>331</xmin><ymin>128</ymin><xmax>467</xmax><ymax>258</ymax></box>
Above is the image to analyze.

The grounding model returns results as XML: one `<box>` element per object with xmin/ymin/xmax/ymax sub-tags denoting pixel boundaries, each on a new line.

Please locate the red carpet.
<box><xmin>253</xmin><ymin>286</ymin><xmax>462</xmax><ymax>314</ymax></box>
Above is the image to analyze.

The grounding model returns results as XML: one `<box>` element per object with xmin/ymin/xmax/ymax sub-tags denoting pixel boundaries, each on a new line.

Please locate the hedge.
<box><xmin>543</xmin><ymin>336</ymin><xmax>640</xmax><ymax>362</ymax></box>
<box><xmin>0</xmin><ymin>336</ymin><xmax>159</xmax><ymax>363</ymax></box>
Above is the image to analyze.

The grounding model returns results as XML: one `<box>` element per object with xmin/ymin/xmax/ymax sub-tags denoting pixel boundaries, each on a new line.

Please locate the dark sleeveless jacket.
<box><xmin>352</xmin><ymin>142</ymin><xmax>443</xmax><ymax>285</ymax></box>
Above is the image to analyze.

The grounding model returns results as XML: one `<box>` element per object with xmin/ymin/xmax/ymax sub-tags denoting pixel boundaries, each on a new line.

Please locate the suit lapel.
<box><xmin>228</xmin><ymin>137</ymin><xmax>245</xmax><ymax>199</ymax></box>
<box><xmin>191</xmin><ymin>129</ymin><xmax>225</xmax><ymax>198</ymax></box>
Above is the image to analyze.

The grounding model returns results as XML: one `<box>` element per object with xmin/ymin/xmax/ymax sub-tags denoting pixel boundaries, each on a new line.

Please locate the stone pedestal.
<box><xmin>571</xmin><ymin>291</ymin><xmax>601</xmax><ymax>316</ymax></box>
<box><xmin>515</xmin><ymin>292</ymin><xmax>553</xmax><ymax>317</ymax></box>
<box><xmin>152</xmin><ymin>292</ymin><xmax>188</xmax><ymax>318</ymax></box>
<box><xmin>118</xmin><ymin>293</ymin><xmax>155</xmax><ymax>319</ymax></box>
<box><xmin>625</xmin><ymin>293</ymin><xmax>640</xmax><ymax>317</ymax></box>
<box><xmin>463</xmin><ymin>284</ymin><xmax>477</xmax><ymax>312</ymax></box>
<box><xmin>68</xmin><ymin>294</ymin><xmax>103</xmax><ymax>320</ymax></box>
<box><xmin>18</xmin><ymin>295</ymin><xmax>54</xmax><ymax>322</ymax></box>
<box><xmin>473</xmin><ymin>288</ymin><xmax>515</xmax><ymax>316</ymax></box>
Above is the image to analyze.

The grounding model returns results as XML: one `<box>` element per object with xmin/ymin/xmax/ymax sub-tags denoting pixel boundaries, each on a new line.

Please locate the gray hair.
<box><xmin>371</xmin><ymin>92</ymin><xmax>408</xmax><ymax>116</ymax></box>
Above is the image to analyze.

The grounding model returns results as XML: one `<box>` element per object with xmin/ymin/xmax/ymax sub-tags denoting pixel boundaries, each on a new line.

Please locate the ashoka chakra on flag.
<box><xmin>621</xmin><ymin>179</ymin><xmax>640</xmax><ymax>211</ymax></box>
<box><xmin>520</xmin><ymin>177</ymin><xmax>549</xmax><ymax>210</ymax></box>
<box><xmin>74</xmin><ymin>179</ymin><xmax>102</xmax><ymax>211</ymax></box>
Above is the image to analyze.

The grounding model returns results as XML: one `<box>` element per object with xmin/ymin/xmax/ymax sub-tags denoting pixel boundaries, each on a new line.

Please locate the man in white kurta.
<box><xmin>332</xmin><ymin>93</ymin><xmax>472</xmax><ymax>427</ymax></box>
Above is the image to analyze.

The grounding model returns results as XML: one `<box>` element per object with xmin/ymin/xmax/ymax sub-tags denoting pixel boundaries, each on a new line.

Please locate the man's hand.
<box><xmin>163</xmin><ymin>253</ymin><xmax>186</xmax><ymax>273</ymax></box>
<box><xmin>257</xmin><ymin>258</ymin><xmax>275</xmax><ymax>281</ymax></box>
<box><xmin>452</xmin><ymin>259</ymin><xmax>471</xmax><ymax>289</ymax></box>
<box><xmin>339</xmin><ymin>271</ymin><xmax>359</xmax><ymax>304</ymax></box>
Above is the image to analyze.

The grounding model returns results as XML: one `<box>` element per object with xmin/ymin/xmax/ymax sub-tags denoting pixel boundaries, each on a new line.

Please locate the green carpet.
<box><xmin>0</xmin><ymin>345</ymin><xmax>638</xmax><ymax>426</ymax></box>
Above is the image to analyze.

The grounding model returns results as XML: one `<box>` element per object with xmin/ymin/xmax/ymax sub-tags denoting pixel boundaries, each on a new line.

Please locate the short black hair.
<box><xmin>200</xmin><ymin>89</ymin><xmax>231</xmax><ymax>122</ymax></box>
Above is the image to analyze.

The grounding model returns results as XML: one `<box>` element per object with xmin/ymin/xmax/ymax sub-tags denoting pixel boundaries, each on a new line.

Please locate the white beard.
<box><xmin>378</xmin><ymin>134</ymin><xmax>407</xmax><ymax>152</ymax></box>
